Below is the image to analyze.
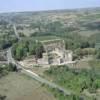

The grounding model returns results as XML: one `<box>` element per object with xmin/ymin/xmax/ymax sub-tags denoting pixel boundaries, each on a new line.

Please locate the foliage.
<box><xmin>0</xmin><ymin>94</ymin><xmax>6</xmax><ymax>100</ymax></box>
<box><xmin>89</xmin><ymin>60</ymin><xmax>100</xmax><ymax>69</ymax></box>
<box><xmin>44</xmin><ymin>65</ymin><xmax>100</xmax><ymax>99</ymax></box>
<box><xmin>0</xmin><ymin>63</ymin><xmax>17</xmax><ymax>78</ymax></box>
<box><xmin>73</xmin><ymin>48</ymin><xmax>96</xmax><ymax>60</ymax></box>
<box><xmin>12</xmin><ymin>39</ymin><xmax>44</xmax><ymax>60</ymax></box>
<box><xmin>96</xmin><ymin>50</ymin><xmax>100</xmax><ymax>59</ymax></box>
<box><xmin>0</xmin><ymin>34</ymin><xmax>18</xmax><ymax>50</ymax></box>
<box><xmin>18</xmin><ymin>32</ymin><xmax>25</xmax><ymax>37</ymax></box>
<box><xmin>0</xmin><ymin>20</ymin><xmax>8</xmax><ymax>26</ymax></box>
<box><xmin>47</xmin><ymin>85</ymin><xmax>91</xmax><ymax>100</ymax></box>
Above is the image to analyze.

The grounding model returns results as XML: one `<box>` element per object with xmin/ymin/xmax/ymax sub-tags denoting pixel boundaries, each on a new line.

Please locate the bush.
<box><xmin>44</xmin><ymin>65</ymin><xmax>100</xmax><ymax>95</ymax></box>
<box><xmin>96</xmin><ymin>50</ymin><xmax>100</xmax><ymax>59</ymax></box>
<box><xmin>0</xmin><ymin>63</ymin><xmax>17</xmax><ymax>78</ymax></box>
<box><xmin>0</xmin><ymin>95</ymin><xmax>6</xmax><ymax>100</ymax></box>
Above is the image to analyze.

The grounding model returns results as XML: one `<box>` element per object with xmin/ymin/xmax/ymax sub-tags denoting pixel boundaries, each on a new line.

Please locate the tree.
<box><xmin>15</xmin><ymin>46</ymin><xmax>24</xmax><ymax>60</ymax></box>
<box><xmin>12</xmin><ymin>40</ymin><xmax>44</xmax><ymax>61</ymax></box>
<box><xmin>96</xmin><ymin>50</ymin><xmax>100</xmax><ymax>59</ymax></box>
<box><xmin>35</xmin><ymin>42</ymin><xmax>44</xmax><ymax>58</ymax></box>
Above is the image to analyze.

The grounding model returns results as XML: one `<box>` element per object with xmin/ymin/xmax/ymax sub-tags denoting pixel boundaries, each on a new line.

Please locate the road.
<box><xmin>5</xmin><ymin>19</ymin><xmax>21</xmax><ymax>40</ymax></box>
<box><xmin>13</xmin><ymin>24</ymin><xmax>21</xmax><ymax>40</ymax></box>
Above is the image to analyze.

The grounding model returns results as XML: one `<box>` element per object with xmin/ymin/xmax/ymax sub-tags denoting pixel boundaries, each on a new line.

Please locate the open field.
<box><xmin>0</xmin><ymin>72</ymin><xmax>55</xmax><ymax>100</ymax></box>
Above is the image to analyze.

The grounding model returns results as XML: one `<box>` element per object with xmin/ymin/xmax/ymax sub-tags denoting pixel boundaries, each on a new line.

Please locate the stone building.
<box><xmin>37</xmin><ymin>39</ymin><xmax>73</xmax><ymax>65</ymax></box>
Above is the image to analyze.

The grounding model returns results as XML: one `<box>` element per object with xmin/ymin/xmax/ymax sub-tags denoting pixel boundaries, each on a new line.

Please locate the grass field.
<box><xmin>0</xmin><ymin>72</ymin><xmax>56</xmax><ymax>100</ymax></box>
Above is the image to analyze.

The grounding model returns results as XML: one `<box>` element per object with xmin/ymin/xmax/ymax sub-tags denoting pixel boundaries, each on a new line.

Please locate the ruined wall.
<box><xmin>43</xmin><ymin>39</ymin><xmax>65</xmax><ymax>53</ymax></box>
<box><xmin>40</xmin><ymin>39</ymin><xmax>73</xmax><ymax>65</ymax></box>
